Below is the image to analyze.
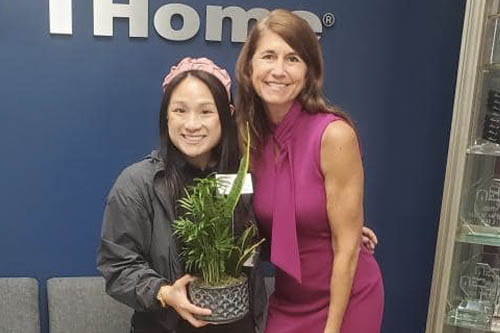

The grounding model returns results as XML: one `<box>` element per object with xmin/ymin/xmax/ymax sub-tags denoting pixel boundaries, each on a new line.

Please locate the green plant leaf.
<box><xmin>235</xmin><ymin>238</ymin><xmax>266</xmax><ymax>277</ymax></box>
<box><xmin>172</xmin><ymin>123</ymin><xmax>265</xmax><ymax>285</ymax></box>
<box><xmin>224</xmin><ymin>123</ymin><xmax>251</xmax><ymax>215</ymax></box>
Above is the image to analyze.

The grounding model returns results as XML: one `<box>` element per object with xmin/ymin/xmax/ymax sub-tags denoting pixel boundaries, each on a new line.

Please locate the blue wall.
<box><xmin>0</xmin><ymin>1</ymin><xmax>466</xmax><ymax>332</ymax></box>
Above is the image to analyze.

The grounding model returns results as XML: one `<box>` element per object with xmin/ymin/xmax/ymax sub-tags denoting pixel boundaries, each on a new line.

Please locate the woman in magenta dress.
<box><xmin>235</xmin><ymin>9</ymin><xmax>384</xmax><ymax>333</ymax></box>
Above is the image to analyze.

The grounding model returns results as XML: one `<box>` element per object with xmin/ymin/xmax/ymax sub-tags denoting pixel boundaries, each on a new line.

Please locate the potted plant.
<box><xmin>173</xmin><ymin>127</ymin><xmax>264</xmax><ymax>324</ymax></box>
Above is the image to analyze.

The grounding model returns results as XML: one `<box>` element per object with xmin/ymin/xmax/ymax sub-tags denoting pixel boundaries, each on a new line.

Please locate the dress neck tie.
<box><xmin>265</xmin><ymin>101</ymin><xmax>303</xmax><ymax>283</ymax></box>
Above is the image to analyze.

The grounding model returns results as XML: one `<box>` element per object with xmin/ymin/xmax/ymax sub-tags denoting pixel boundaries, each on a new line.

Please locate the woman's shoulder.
<box><xmin>301</xmin><ymin>107</ymin><xmax>344</xmax><ymax>128</ymax></box>
<box><xmin>109</xmin><ymin>151</ymin><xmax>163</xmax><ymax>199</ymax></box>
<box><xmin>322</xmin><ymin>120</ymin><xmax>358</xmax><ymax>147</ymax></box>
<box><xmin>297</xmin><ymin>108</ymin><xmax>347</xmax><ymax>143</ymax></box>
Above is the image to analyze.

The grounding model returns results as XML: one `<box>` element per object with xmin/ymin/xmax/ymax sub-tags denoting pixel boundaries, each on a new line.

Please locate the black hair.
<box><xmin>159</xmin><ymin>70</ymin><xmax>240</xmax><ymax>211</ymax></box>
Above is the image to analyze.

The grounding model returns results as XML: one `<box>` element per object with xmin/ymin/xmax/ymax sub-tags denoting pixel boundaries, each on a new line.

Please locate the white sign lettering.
<box><xmin>49</xmin><ymin>0</ymin><xmax>72</xmax><ymax>34</ymax></box>
<box><xmin>154</xmin><ymin>4</ymin><xmax>200</xmax><ymax>41</ymax></box>
<box><xmin>93</xmin><ymin>0</ymin><xmax>148</xmax><ymax>37</ymax></box>
<box><xmin>205</xmin><ymin>6</ymin><xmax>269</xmax><ymax>43</ymax></box>
<box><xmin>48</xmin><ymin>0</ymin><xmax>330</xmax><ymax>42</ymax></box>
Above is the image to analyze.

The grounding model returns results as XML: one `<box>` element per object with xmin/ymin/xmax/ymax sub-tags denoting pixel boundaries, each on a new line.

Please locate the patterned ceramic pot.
<box><xmin>188</xmin><ymin>274</ymin><xmax>249</xmax><ymax>324</ymax></box>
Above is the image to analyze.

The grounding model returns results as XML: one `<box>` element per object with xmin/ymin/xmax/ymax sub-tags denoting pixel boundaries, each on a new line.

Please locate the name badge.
<box><xmin>216</xmin><ymin>173</ymin><xmax>253</xmax><ymax>195</ymax></box>
<box><xmin>243</xmin><ymin>251</ymin><xmax>258</xmax><ymax>267</ymax></box>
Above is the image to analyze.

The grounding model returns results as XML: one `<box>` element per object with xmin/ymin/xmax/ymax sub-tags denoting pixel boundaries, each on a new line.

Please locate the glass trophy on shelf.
<box><xmin>469</xmin><ymin>159</ymin><xmax>500</xmax><ymax>238</ymax></box>
<box><xmin>473</xmin><ymin>174</ymin><xmax>500</xmax><ymax>228</ymax></box>
<box><xmin>459</xmin><ymin>160</ymin><xmax>500</xmax><ymax>243</ymax></box>
<box><xmin>448</xmin><ymin>257</ymin><xmax>500</xmax><ymax>330</ymax></box>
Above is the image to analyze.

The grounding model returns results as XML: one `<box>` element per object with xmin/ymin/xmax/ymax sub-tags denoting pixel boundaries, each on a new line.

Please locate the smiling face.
<box><xmin>251</xmin><ymin>29</ymin><xmax>307</xmax><ymax>122</ymax></box>
<box><xmin>167</xmin><ymin>75</ymin><xmax>222</xmax><ymax>169</ymax></box>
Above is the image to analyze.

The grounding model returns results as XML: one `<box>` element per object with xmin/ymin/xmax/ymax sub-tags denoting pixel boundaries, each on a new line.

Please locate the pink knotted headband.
<box><xmin>162</xmin><ymin>57</ymin><xmax>232</xmax><ymax>100</ymax></box>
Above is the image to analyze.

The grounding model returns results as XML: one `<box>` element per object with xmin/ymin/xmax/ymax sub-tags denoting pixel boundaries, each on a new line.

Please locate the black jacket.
<box><xmin>97</xmin><ymin>151</ymin><xmax>267</xmax><ymax>332</ymax></box>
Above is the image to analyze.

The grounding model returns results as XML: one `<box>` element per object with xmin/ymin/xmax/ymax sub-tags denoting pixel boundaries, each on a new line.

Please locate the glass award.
<box><xmin>473</xmin><ymin>162</ymin><xmax>500</xmax><ymax>228</ymax></box>
<box><xmin>448</xmin><ymin>255</ymin><xmax>500</xmax><ymax>330</ymax></box>
<box><xmin>474</xmin><ymin>176</ymin><xmax>500</xmax><ymax>227</ymax></box>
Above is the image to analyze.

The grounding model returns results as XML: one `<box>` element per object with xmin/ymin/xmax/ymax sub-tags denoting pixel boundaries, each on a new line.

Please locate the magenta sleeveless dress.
<box><xmin>253</xmin><ymin>101</ymin><xmax>384</xmax><ymax>333</ymax></box>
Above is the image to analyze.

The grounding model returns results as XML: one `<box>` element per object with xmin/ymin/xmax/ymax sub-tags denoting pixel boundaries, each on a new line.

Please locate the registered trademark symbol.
<box><xmin>322</xmin><ymin>12</ymin><xmax>335</xmax><ymax>28</ymax></box>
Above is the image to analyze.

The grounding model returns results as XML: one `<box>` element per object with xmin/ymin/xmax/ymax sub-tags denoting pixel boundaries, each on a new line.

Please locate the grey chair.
<box><xmin>0</xmin><ymin>277</ymin><xmax>41</xmax><ymax>333</ymax></box>
<box><xmin>47</xmin><ymin>276</ymin><xmax>133</xmax><ymax>333</ymax></box>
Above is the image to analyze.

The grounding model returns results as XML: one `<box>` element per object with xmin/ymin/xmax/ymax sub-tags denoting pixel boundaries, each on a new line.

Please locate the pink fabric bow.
<box><xmin>265</xmin><ymin>102</ymin><xmax>303</xmax><ymax>283</ymax></box>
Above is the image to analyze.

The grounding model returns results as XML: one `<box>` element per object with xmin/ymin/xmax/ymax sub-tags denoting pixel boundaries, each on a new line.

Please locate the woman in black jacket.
<box><xmin>97</xmin><ymin>57</ymin><xmax>266</xmax><ymax>333</ymax></box>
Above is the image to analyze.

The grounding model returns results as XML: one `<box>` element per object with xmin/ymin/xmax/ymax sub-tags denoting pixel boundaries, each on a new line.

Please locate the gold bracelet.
<box><xmin>156</xmin><ymin>285</ymin><xmax>168</xmax><ymax>307</ymax></box>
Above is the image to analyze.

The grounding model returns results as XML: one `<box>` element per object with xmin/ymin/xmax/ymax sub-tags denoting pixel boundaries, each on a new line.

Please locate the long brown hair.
<box><xmin>235</xmin><ymin>9</ymin><xmax>352</xmax><ymax>150</ymax></box>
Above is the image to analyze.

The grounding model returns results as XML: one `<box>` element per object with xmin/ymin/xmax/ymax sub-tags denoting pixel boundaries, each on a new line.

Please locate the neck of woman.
<box><xmin>265</xmin><ymin>101</ymin><xmax>293</xmax><ymax>125</ymax></box>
